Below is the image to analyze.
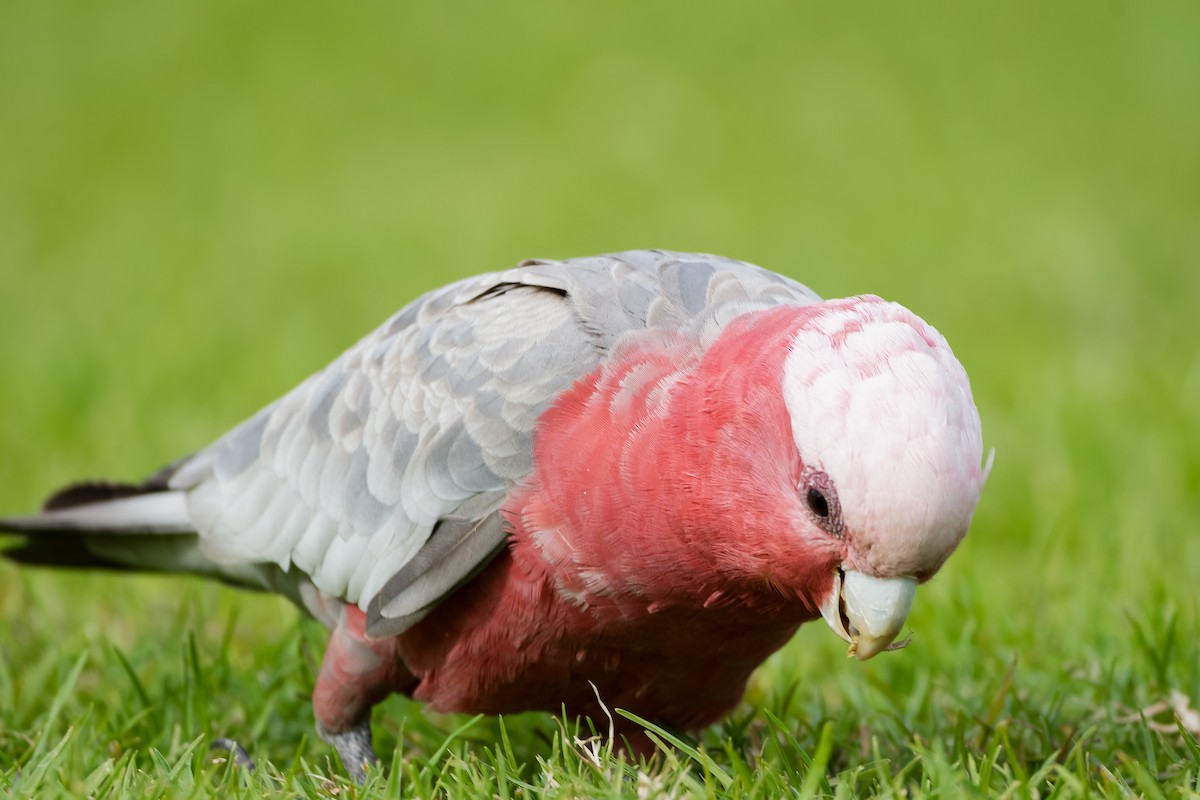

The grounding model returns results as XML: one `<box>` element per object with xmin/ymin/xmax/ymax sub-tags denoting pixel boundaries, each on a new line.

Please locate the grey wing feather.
<box><xmin>513</xmin><ymin>250</ymin><xmax>820</xmax><ymax>350</ymax></box>
<box><xmin>165</xmin><ymin>250</ymin><xmax>820</xmax><ymax>635</ymax></box>
<box><xmin>365</xmin><ymin>489</ymin><xmax>507</xmax><ymax>638</ymax></box>
<box><xmin>169</xmin><ymin>277</ymin><xmax>592</xmax><ymax>611</ymax></box>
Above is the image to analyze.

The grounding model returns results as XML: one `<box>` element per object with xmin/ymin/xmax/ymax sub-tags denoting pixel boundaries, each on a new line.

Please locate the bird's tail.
<box><xmin>0</xmin><ymin>470</ymin><xmax>294</xmax><ymax>597</ymax></box>
<box><xmin>0</xmin><ymin>464</ymin><xmax>198</xmax><ymax>568</ymax></box>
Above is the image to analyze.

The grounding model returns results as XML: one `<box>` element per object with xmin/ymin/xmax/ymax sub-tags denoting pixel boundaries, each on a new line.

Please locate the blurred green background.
<box><xmin>1</xmin><ymin>0</ymin><xmax>1198</xmax><ymax>780</ymax></box>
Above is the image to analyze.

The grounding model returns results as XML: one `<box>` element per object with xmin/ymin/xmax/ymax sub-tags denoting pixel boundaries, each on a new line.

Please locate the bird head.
<box><xmin>776</xmin><ymin>295</ymin><xmax>991</xmax><ymax>659</ymax></box>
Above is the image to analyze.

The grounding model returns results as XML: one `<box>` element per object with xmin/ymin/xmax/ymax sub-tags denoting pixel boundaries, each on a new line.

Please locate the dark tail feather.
<box><xmin>0</xmin><ymin>467</ymin><xmax>194</xmax><ymax>571</ymax></box>
<box><xmin>42</xmin><ymin>480</ymin><xmax>160</xmax><ymax>512</ymax></box>
<box><xmin>39</xmin><ymin>458</ymin><xmax>181</xmax><ymax>512</ymax></box>
<box><xmin>2</xmin><ymin>465</ymin><xmax>301</xmax><ymax>601</ymax></box>
<box><xmin>2</xmin><ymin>536</ymin><xmax>141</xmax><ymax>570</ymax></box>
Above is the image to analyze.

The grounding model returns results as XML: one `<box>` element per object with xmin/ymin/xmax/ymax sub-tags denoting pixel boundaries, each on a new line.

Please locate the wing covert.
<box><xmin>172</xmin><ymin>278</ymin><xmax>595</xmax><ymax>609</ymax></box>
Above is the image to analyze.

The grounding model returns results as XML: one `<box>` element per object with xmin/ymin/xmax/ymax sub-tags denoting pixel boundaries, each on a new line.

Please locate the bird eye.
<box><xmin>801</xmin><ymin>468</ymin><xmax>843</xmax><ymax>537</ymax></box>
<box><xmin>806</xmin><ymin>488</ymin><xmax>830</xmax><ymax>519</ymax></box>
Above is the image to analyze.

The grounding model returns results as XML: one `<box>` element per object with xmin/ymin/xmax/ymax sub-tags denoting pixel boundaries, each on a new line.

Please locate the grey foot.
<box><xmin>318</xmin><ymin>719</ymin><xmax>377</xmax><ymax>783</ymax></box>
<box><xmin>210</xmin><ymin>737</ymin><xmax>256</xmax><ymax>771</ymax></box>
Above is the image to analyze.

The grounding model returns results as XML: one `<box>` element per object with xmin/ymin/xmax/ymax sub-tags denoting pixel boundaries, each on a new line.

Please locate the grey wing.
<box><xmin>164</xmin><ymin>250</ymin><xmax>819</xmax><ymax>637</ymax></box>
<box><xmin>514</xmin><ymin>250</ymin><xmax>822</xmax><ymax>351</ymax></box>
<box><xmin>168</xmin><ymin>274</ymin><xmax>599</xmax><ymax>628</ymax></box>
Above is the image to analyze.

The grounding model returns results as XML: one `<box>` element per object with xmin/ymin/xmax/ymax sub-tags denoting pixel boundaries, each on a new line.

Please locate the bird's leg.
<box><xmin>317</xmin><ymin>719</ymin><xmax>376</xmax><ymax>784</ymax></box>
<box><xmin>313</xmin><ymin>603</ymin><xmax>414</xmax><ymax>782</ymax></box>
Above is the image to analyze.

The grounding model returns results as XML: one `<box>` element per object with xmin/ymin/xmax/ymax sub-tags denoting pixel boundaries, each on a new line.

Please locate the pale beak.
<box><xmin>819</xmin><ymin>569</ymin><xmax>917</xmax><ymax>660</ymax></box>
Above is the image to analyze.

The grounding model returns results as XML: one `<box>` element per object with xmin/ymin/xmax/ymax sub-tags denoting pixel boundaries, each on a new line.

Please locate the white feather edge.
<box><xmin>5</xmin><ymin>492</ymin><xmax>193</xmax><ymax>533</ymax></box>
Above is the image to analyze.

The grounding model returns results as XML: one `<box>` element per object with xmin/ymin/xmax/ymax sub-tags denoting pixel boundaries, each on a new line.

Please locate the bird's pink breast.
<box><xmin>396</xmin><ymin>553</ymin><xmax>804</xmax><ymax>731</ymax></box>
<box><xmin>393</xmin><ymin>305</ymin><xmax>834</xmax><ymax>730</ymax></box>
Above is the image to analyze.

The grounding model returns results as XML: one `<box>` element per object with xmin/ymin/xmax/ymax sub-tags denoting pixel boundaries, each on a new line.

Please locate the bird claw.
<box><xmin>209</xmin><ymin>737</ymin><xmax>256</xmax><ymax>772</ymax></box>
<box><xmin>318</xmin><ymin>719</ymin><xmax>378</xmax><ymax>784</ymax></box>
<box><xmin>209</xmin><ymin>726</ymin><xmax>376</xmax><ymax>783</ymax></box>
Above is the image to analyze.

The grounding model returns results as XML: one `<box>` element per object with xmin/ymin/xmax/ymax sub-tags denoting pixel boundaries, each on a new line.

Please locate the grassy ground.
<box><xmin>1</xmin><ymin>0</ymin><xmax>1199</xmax><ymax>796</ymax></box>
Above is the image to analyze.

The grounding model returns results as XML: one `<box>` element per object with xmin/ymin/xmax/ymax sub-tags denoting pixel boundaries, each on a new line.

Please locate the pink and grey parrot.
<box><xmin>0</xmin><ymin>250</ymin><xmax>989</xmax><ymax>779</ymax></box>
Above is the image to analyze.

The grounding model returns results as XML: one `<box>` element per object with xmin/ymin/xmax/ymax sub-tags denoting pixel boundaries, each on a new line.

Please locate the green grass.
<box><xmin>1</xmin><ymin>0</ymin><xmax>1199</xmax><ymax>796</ymax></box>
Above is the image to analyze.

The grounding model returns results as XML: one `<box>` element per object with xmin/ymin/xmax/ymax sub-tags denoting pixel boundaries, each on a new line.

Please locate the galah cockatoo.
<box><xmin>0</xmin><ymin>251</ymin><xmax>990</xmax><ymax>779</ymax></box>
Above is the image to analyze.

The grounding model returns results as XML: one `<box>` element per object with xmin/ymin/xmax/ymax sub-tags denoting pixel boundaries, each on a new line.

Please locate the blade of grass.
<box><xmin>797</xmin><ymin>721</ymin><xmax>835</xmax><ymax>800</ymax></box>
<box><xmin>418</xmin><ymin>714</ymin><xmax>485</xmax><ymax>783</ymax></box>
<box><xmin>615</xmin><ymin>708</ymin><xmax>733</xmax><ymax>789</ymax></box>
<box><xmin>24</xmin><ymin>650</ymin><xmax>87</xmax><ymax>764</ymax></box>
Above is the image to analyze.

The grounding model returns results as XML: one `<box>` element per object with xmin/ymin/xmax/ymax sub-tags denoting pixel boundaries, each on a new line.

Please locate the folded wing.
<box><xmin>161</xmin><ymin>251</ymin><xmax>820</xmax><ymax>635</ymax></box>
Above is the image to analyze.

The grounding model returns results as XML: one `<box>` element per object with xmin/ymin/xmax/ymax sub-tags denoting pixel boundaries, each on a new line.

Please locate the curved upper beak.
<box><xmin>819</xmin><ymin>569</ymin><xmax>917</xmax><ymax>660</ymax></box>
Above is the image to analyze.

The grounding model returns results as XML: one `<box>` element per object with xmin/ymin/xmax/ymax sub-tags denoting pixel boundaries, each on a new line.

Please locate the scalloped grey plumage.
<box><xmin>164</xmin><ymin>250</ymin><xmax>821</xmax><ymax>637</ymax></box>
